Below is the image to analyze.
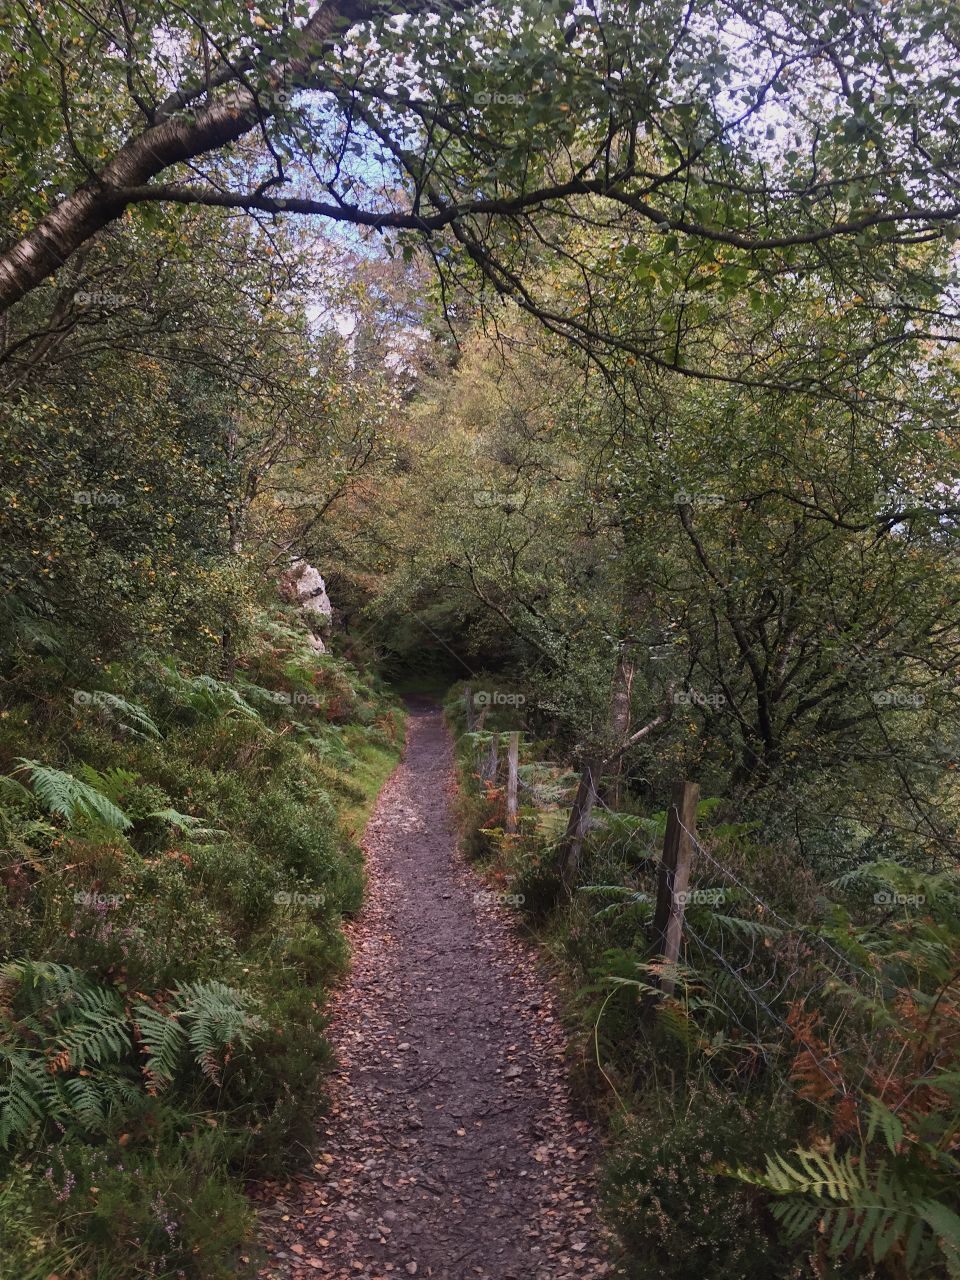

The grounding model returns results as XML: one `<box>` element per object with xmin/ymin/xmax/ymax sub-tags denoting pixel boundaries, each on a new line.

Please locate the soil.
<box><xmin>254</xmin><ymin>700</ymin><xmax>612</xmax><ymax>1280</ymax></box>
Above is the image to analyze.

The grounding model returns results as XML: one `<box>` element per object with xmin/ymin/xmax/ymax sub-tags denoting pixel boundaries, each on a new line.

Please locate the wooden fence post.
<box><xmin>557</xmin><ymin>757</ymin><xmax>602</xmax><ymax>889</ymax></box>
<box><xmin>650</xmin><ymin>779</ymin><xmax>699</xmax><ymax>997</ymax></box>
<box><xmin>464</xmin><ymin>684</ymin><xmax>476</xmax><ymax>732</ymax></box>
<box><xmin>505</xmin><ymin>731</ymin><xmax>520</xmax><ymax>833</ymax></box>
<box><xmin>474</xmin><ymin>709</ymin><xmax>491</xmax><ymax>774</ymax></box>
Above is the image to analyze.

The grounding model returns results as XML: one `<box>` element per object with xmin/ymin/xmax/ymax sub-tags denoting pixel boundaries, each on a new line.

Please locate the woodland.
<box><xmin>1</xmin><ymin>0</ymin><xmax>959</xmax><ymax>1276</ymax></box>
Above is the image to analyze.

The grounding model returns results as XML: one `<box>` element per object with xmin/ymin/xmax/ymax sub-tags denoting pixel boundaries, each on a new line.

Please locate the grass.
<box><xmin>336</xmin><ymin>737</ymin><xmax>403</xmax><ymax>842</ymax></box>
<box><xmin>0</xmin><ymin>614</ymin><xmax>406</xmax><ymax>1279</ymax></box>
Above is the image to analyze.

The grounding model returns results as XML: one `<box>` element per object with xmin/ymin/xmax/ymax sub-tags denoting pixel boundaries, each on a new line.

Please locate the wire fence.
<box><xmin>461</xmin><ymin>721</ymin><xmax>928</xmax><ymax>1122</ymax></box>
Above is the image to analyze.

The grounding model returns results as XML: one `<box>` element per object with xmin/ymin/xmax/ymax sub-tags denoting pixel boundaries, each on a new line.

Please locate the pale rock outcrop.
<box><xmin>280</xmin><ymin>559</ymin><xmax>332</xmax><ymax>653</ymax></box>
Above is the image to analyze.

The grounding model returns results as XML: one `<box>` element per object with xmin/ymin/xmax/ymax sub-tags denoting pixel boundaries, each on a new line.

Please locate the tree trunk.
<box><xmin>606</xmin><ymin>644</ymin><xmax>636</xmax><ymax>805</ymax></box>
<box><xmin>558</xmin><ymin>758</ymin><xmax>602</xmax><ymax>889</ymax></box>
<box><xmin>555</xmin><ymin>687</ymin><xmax>676</xmax><ymax>890</ymax></box>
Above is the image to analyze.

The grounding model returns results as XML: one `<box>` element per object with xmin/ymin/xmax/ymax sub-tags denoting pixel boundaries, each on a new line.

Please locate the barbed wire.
<box><xmin>673</xmin><ymin>815</ymin><xmax>887</xmax><ymax>993</ymax></box>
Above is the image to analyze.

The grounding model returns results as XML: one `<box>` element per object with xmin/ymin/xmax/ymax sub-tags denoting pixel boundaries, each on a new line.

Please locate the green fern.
<box><xmin>305</xmin><ymin>730</ymin><xmax>357</xmax><ymax>768</ymax></box>
<box><xmin>865</xmin><ymin>1097</ymin><xmax>905</xmax><ymax>1155</ymax></box>
<box><xmin>732</xmin><ymin>1142</ymin><xmax>960</xmax><ymax>1271</ymax></box>
<box><xmin>3</xmin><ymin>958</ymin><xmax>98</xmax><ymax>1008</ymax></box>
<box><xmin>56</xmin><ymin>990</ymin><xmax>131</xmax><ymax>1069</ymax></box>
<box><xmin>0</xmin><ymin>962</ymin><xmax>265</xmax><ymax>1143</ymax></box>
<box><xmin>174</xmin><ymin>980</ymin><xmax>264</xmax><ymax>1086</ymax></box>
<box><xmin>12</xmin><ymin>761</ymin><xmax>131</xmax><ymax>832</ymax></box>
<box><xmin>162</xmin><ymin>666</ymin><xmax>262</xmax><ymax>722</ymax></box>
<box><xmin>0</xmin><ymin>963</ymin><xmax>134</xmax><ymax>1144</ymax></box>
<box><xmin>73</xmin><ymin>690</ymin><xmax>161</xmax><ymax>739</ymax></box>
<box><xmin>697</xmin><ymin>910</ymin><xmax>785</xmax><ymax>942</ymax></box>
<box><xmin>579</xmin><ymin>885</ymin><xmax>655</xmax><ymax>919</ymax></box>
<box><xmin>0</xmin><ymin>775</ymin><xmax>34</xmax><ymax>808</ymax></box>
<box><xmin>74</xmin><ymin>763</ymin><xmax>138</xmax><ymax>803</ymax></box>
<box><xmin>135</xmin><ymin>981</ymin><xmax>263</xmax><ymax>1091</ymax></box>
<box><xmin>148</xmin><ymin>808</ymin><xmax>227</xmax><ymax>841</ymax></box>
<box><xmin>134</xmin><ymin>1004</ymin><xmax>187</xmax><ymax>1092</ymax></box>
<box><xmin>0</xmin><ymin>1057</ymin><xmax>46</xmax><ymax>1146</ymax></box>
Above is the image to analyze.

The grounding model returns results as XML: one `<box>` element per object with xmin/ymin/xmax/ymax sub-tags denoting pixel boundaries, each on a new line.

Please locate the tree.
<box><xmin>2</xmin><ymin>0</ymin><xmax>959</xmax><ymax>394</ymax></box>
<box><xmin>355</xmin><ymin>279</ymin><xmax>960</xmax><ymax>878</ymax></box>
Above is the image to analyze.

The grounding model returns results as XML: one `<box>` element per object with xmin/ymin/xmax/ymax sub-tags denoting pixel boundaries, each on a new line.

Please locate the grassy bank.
<box><xmin>0</xmin><ymin>607</ymin><xmax>403</xmax><ymax>1279</ymax></box>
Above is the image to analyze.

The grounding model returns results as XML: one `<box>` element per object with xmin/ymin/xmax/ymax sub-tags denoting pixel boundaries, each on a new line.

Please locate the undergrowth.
<box><xmin>443</xmin><ymin>682</ymin><xmax>960</xmax><ymax>1280</ymax></box>
<box><xmin>0</xmin><ymin>603</ymin><xmax>403</xmax><ymax>1278</ymax></box>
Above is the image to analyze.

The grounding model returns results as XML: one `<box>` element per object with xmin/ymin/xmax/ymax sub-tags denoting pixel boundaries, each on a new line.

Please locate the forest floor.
<box><xmin>252</xmin><ymin>700</ymin><xmax>612</xmax><ymax>1280</ymax></box>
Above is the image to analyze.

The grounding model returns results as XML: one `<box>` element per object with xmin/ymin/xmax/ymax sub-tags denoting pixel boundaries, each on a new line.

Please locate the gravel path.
<box><xmin>255</xmin><ymin>700</ymin><xmax>611</xmax><ymax>1280</ymax></box>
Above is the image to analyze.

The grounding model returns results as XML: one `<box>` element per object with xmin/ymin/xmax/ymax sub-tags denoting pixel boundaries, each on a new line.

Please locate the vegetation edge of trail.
<box><xmin>0</xmin><ymin>606</ymin><xmax>404</xmax><ymax>1280</ymax></box>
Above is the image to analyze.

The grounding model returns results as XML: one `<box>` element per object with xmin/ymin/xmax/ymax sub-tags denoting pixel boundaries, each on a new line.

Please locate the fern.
<box><xmin>697</xmin><ymin>910</ymin><xmax>785</xmax><ymax>942</ymax></box>
<box><xmin>56</xmin><ymin>991</ymin><xmax>131</xmax><ymax>1069</ymax></box>
<box><xmin>518</xmin><ymin>763</ymin><xmax>586</xmax><ymax>806</ymax></box>
<box><xmin>0</xmin><ymin>963</ymin><xmax>264</xmax><ymax>1143</ymax></box>
<box><xmin>135</xmin><ymin>981</ymin><xmax>263</xmax><ymax>1092</ymax></box>
<box><xmin>174</xmin><ymin>980</ymin><xmax>263</xmax><ymax>1087</ymax></box>
<box><xmin>3</xmin><ymin>958</ymin><xmax>96</xmax><ymax>1007</ymax></box>
<box><xmin>579</xmin><ymin>884</ymin><xmax>655</xmax><ymax>919</ymax></box>
<box><xmin>73</xmin><ymin>690</ymin><xmax>161</xmax><ymax>739</ymax></box>
<box><xmin>163</xmin><ymin>667</ymin><xmax>262</xmax><ymax>722</ymax></box>
<box><xmin>0</xmin><ymin>775</ymin><xmax>34</xmax><ymax>808</ymax></box>
<box><xmin>135</xmin><ymin>1004</ymin><xmax>187</xmax><ymax>1092</ymax></box>
<box><xmin>865</xmin><ymin>1097</ymin><xmax>905</xmax><ymax>1155</ymax></box>
<box><xmin>733</xmin><ymin>1142</ymin><xmax>960</xmax><ymax>1271</ymax></box>
<box><xmin>0</xmin><ymin>1049</ymin><xmax>45</xmax><ymax>1146</ymax></box>
<box><xmin>13</xmin><ymin>760</ymin><xmax>131</xmax><ymax>831</ymax></box>
<box><xmin>0</xmin><ymin>963</ymin><xmax>134</xmax><ymax>1144</ymax></box>
<box><xmin>148</xmin><ymin>808</ymin><xmax>227</xmax><ymax>841</ymax></box>
<box><xmin>832</xmin><ymin>860</ymin><xmax>960</xmax><ymax>915</ymax></box>
<box><xmin>74</xmin><ymin>763</ymin><xmax>138</xmax><ymax>803</ymax></box>
<box><xmin>305</xmin><ymin>731</ymin><xmax>357</xmax><ymax>769</ymax></box>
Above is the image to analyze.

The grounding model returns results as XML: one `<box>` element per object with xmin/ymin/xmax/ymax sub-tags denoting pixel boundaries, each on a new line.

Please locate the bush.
<box><xmin>0</xmin><ymin>1129</ymin><xmax>253</xmax><ymax>1280</ymax></box>
<box><xmin>246</xmin><ymin>784</ymin><xmax>339</xmax><ymax>882</ymax></box>
<box><xmin>604</xmin><ymin>1089</ymin><xmax>807</xmax><ymax>1280</ymax></box>
<box><xmin>511</xmin><ymin>848</ymin><xmax>566</xmax><ymax>919</ymax></box>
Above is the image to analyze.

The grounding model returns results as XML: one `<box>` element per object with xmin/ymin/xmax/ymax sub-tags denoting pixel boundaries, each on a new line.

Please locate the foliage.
<box><xmin>0</xmin><ymin>607</ymin><xmax>402</xmax><ymax>1274</ymax></box>
<box><xmin>450</xmin><ymin>676</ymin><xmax>960</xmax><ymax>1278</ymax></box>
<box><xmin>735</xmin><ymin>1143</ymin><xmax>960</xmax><ymax>1278</ymax></box>
<box><xmin>13</xmin><ymin>760</ymin><xmax>132</xmax><ymax>832</ymax></box>
<box><xmin>603</xmin><ymin>1089</ymin><xmax>805</xmax><ymax>1280</ymax></box>
<box><xmin>2</xmin><ymin>1</ymin><xmax>960</xmax><ymax>1273</ymax></box>
<box><xmin>0</xmin><ymin>960</ymin><xmax>261</xmax><ymax>1145</ymax></box>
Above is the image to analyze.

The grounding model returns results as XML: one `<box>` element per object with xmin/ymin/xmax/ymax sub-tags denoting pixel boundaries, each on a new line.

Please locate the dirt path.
<box><xmin>254</xmin><ymin>701</ymin><xmax>611</xmax><ymax>1280</ymax></box>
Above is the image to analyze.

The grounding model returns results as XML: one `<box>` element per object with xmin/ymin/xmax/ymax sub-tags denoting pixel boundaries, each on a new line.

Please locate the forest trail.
<box><xmin>254</xmin><ymin>701</ymin><xmax>611</xmax><ymax>1280</ymax></box>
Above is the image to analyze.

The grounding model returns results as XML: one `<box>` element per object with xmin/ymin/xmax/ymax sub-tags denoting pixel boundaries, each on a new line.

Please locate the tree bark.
<box><xmin>0</xmin><ymin>0</ymin><xmax>379</xmax><ymax>314</ymax></box>
<box><xmin>557</xmin><ymin>758</ymin><xmax>602</xmax><ymax>890</ymax></box>
<box><xmin>605</xmin><ymin>643</ymin><xmax>636</xmax><ymax>806</ymax></box>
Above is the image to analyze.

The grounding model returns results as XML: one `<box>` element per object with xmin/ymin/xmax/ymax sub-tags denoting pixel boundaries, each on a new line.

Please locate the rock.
<box><xmin>282</xmin><ymin>559</ymin><xmax>332</xmax><ymax>621</ymax></box>
<box><xmin>280</xmin><ymin>558</ymin><xmax>332</xmax><ymax>651</ymax></box>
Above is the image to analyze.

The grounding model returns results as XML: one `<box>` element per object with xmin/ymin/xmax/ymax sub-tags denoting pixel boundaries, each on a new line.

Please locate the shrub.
<box><xmin>0</xmin><ymin>628</ymin><xmax>404</xmax><ymax>1273</ymax></box>
<box><xmin>604</xmin><ymin>1088</ymin><xmax>808</xmax><ymax>1280</ymax></box>
<box><xmin>245</xmin><ymin>784</ymin><xmax>338</xmax><ymax>882</ymax></box>
<box><xmin>0</xmin><ymin>1129</ymin><xmax>254</xmax><ymax>1280</ymax></box>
